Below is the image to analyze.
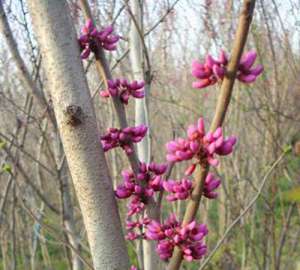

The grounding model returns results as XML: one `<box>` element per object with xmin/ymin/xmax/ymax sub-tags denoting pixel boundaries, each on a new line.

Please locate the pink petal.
<box><xmin>192</xmin><ymin>79</ymin><xmax>212</xmax><ymax>89</ymax></box>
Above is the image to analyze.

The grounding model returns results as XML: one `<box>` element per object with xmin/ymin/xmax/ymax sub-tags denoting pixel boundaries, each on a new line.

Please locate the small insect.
<box><xmin>64</xmin><ymin>105</ymin><xmax>83</xmax><ymax>126</ymax></box>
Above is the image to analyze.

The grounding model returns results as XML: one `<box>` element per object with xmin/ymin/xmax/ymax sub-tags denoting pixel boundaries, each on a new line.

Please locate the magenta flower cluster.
<box><xmin>84</xmin><ymin>26</ymin><xmax>253</xmax><ymax>266</ymax></box>
<box><xmin>101</xmin><ymin>125</ymin><xmax>147</xmax><ymax>155</ymax></box>
<box><xmin>192</xmin><ymin>50</ymin><xmax>228</xmax><ymax>89</ymax></box>
<box><xmin>100</xmin><ymin>79</ymin><xmax>145</xmax><ymax>104</ymax></box>
<box><xmin>163</xmin><ymin>178</ymin><xmax>193</xmax><ymax>201</ymax></box>
<box><xmin>126</xmin><ymin>217</ymin><xmax>150</xmax><ymax>241</ymax></box>
<box><xmin>203</xmin><ymin>172</ymin><xmax>221</xmax><ymax>199</ymax></box>
<box><xmin>78</xmin><ymin>19</ymin><xmax>119</xmax><ymax>59</ymax></box>
<box><xmin>115</xmin><ymin>162</ymin><xmax>167</xmax><ymax>216</ymax></box>
<box><xmin>145</xmin><ymin>214</ymin><xmax>208</xmax><ymax>261</ymax></box>
<box><xmin>162</xmin><ymin>173</ymin><xmax>221</xmax><ymax>201</ymax></box>
<box><xmin>237</xmin><ymin>50</ymin><xmax>264</xmax><ymax>83</ymax></box>
<box><xmin>166</xmin><ymin>117</ymin><xmax>237</xmax><ymax>170</ymax></box>
<box><xmin>192</xmin><ymin>49</ymin><xmax>263</xmax><ymax>89</ymax></box>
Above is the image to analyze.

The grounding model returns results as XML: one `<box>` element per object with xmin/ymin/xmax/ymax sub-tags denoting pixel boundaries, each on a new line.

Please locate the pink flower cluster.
<box><xmin>100</xmin><ymin>79</ymin><xmax>145</xmax><ymax>104</ymax></box>
<box><xmin>115</xmin><ymin>162</ymin><xmax>167</xmax><ymax>216</ymax></box>
<box><xmin>98</xmin><ymin>41</ymin><xmax>248</xmax><ymax>266</ymax></box>
<box><xmin>237</xmin><ymin>50</ymin><xmax>264</xmax><ymax>83</ymax></box>
<box><xmin>163</xmin><ymin>178</ymin><xmax>192</xmax><ymax>201</ymax></box>
<box><xmin>203</xmin><ymin>173</ymin><xmax>221</xmax><ymax>199</ymax></box>
<box><xmin>192</xmin><ymin>50</ymin><xmax>228</xmax><ymax>89</ymax></box>
<box><xmin>192</xmin><ymin>50</ymin><xmax>263</xmax><ymax>89</ymax></box>
<box><xmin>126</xmin><ymin>217</ymin><xmax>150</xmax><ymax>240</ymax></box>
<box><xmin>146</xmin><ymin>214</ymin><xmax>208</xmax><ymax>261</ymax></box>
<box><xmin>101</xmin><ymin>125</ymin><xmax>147</xmax><ymax>155</ymax></box>
<box><xmin>166</xmin><ymin>118</ymin><xmax>237</xmax><ymax>169</ymax></box>
<box><xmin>78</xmin><ymin>19</ymin><xmax>119</xmax><ymax>59</ymax></box>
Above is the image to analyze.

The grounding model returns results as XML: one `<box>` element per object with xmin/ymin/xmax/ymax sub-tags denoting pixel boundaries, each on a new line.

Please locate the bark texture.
<box><xmin>27</xmin><ymin>1</ymin><xmax>129</xmax><ymax>269</ymax></box>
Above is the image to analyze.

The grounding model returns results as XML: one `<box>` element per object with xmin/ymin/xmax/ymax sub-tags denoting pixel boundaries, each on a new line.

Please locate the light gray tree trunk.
<box><xmin>27</xmin><ymin>1</ymin><xmax>129</xmax><ymax>269</ymax></box>
<box><xmin>129</xmin><ymin>1</ymin><xmax>158</xmax><ymax>270</ymax></box>
<box><xmin>0</xmin><ymin>3</ymin><xmax>85</xmax><ymax>268</ymax></box>
<box><xmin>130</xmin><ymin>0</ymin><xmax>151</xmax><ymax>164</ymax></box>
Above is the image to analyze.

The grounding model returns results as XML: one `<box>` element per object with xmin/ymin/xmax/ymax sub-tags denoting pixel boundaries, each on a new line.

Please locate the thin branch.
<box><xmin>199</xmin><ymin>150</ymin><xmax>289</xmax><ymax>269</ymax></box>
<box><xmin>144</xmin><ymin>0</ymin><xmax>180</xmax><ymax>36</ymax></box>
<box><xmin>79</xmin><ymin>0</ymin><xmax>140</xmax><ymax>173</ymax></box>
<box><xmin>19</xmin><ymin>197</ymin><xmax>94</xmax><ymax>270</ymax></box>
<box><xmin>0</xmin><ymin>132</ymin><xmax>55</xmax><ymax>177</ymax></box>
<box><xmin>167</xmin><ymin>1</ymin><xmax>257</xmax><ymax>269</ymax></box>
<box><xmin>3</xmin><ymin>146</ymin><xmax>60</xmax><ymax>214</ymax></box>
<box><xmin>275</xmin><ymin>202</ymin><xmax>296</xmax><ymax>270</ymax></box>
<box><xmin>0</xmin><ymin>1</ymin><xmax>55</xmax><ymax>125</ymax></box>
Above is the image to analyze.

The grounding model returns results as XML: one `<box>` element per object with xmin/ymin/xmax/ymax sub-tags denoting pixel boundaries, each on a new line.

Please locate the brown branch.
<box><xmin>167</xmin><ymin>1</ymin><xmax>256</xmax><ymax>269</ymax></box>
<box><xmin>210</xmin><ymin>0</ymin><xmax>256</xmax><ymax>131</ymax></box>
<box><xmin>79</xmin><ymin>0</ymin><xmax>140</xmax><ymax>173</ymax></box>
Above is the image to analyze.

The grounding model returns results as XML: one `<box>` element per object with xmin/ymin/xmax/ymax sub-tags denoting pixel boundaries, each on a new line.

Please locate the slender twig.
<box><xmin>199</xmin><ymin>150</ymin><xmax>289</xmax><ymax>269</ymax></box>
<box><xmin>79</xmin><ymin>0</ymin><xmax>140</xmax><ymax>173</ymax></box>
<box><xmin>144</xmin><ymin>0</ymin><xmax>181</xmax><ymax>36</ymax></box>
<box><xmin>3</xmin><ymin>146</ymin><xmax>60</xmax><ymax>214</ymax></box>
<box><xmin>0</xmin><ymin>132</ymin><xmax>55</xmax><ymax>176</ymax></box>
<box><xmin>275</xmin><ymin>202</ymin><xmax>296</xmax><ymax>270</ymax></box>
<box><xmin>0</xmin><ymin>1</ymin><xmax>55</xmax><ymax>125</ymax></box>
<box><xmin>19</xmin><ymin>197</ymin><xmax>94</xmax><ymax>270</ymax></box>
<box><xmin>167</xmin><ymin>1</ymin><xmax>256</xmax><ymax>269</ymax></box>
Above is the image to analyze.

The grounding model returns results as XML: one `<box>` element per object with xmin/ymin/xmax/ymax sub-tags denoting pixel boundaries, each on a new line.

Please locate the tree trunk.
<box><xmin>129</xmin><ymin>1</ymin><xmax>157</xmax><ymax>270</ymax></box>
<box><xmin>27</xmin><ymin>1</ymin><xmax>129</xmax><ymax>269</ymax></box>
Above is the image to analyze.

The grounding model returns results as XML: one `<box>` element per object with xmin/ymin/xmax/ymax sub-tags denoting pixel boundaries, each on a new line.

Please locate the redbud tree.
<box><xmin>77</xmin><ymin>1</ymin><xmax>260</xmax><ymax>268</ymax></box>
<box><xmin>26</xmin><ymin>0</ymin><xmax>258</xmax><ymax>269</ymax></box>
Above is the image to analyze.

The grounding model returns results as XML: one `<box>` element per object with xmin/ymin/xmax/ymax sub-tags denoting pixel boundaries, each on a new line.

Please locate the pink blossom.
<box><xmin>163</xmin><ymin>178</ymin><xmax>193</xmax><ymax>201</ymax></box>
<box><xmin>192</xmin><ymin>49</ymin><xmax>263</xmax><ymax>89</ymax></box>
<box><xmin>146</xmin><ymin>220</ymin><xmax>166</xmax><ymax>240</ymax></box>
<box><xmin>115</xmin><ymin>162</ymin><xmax>167</xmax><ymax>216</ymax></box>
<box><xmin>101</xmin><ymin>125</ymin><xmax>147</xmax><ymax>155</ymax></box>
<box><xmin>127</xmin><ymin>196</ymin><xmax>145</xmax><ymax>217</ymax></box>
<box><xmin>100</xmin><ymin>79</ymin><xmax>145</xmax><ymax>104</ymax></box>
<box><xmin>166</xmin><ymin>118</ymin><xmax>237</xmax><ymax>168</ymax></box>
<box><xmin>156</xmin><ymin>240</ymin><xmax>174</xmax><ymax>259</ymax></box>
<box><xmin>237</xmin><ymin>50</ymin><xmax>264</xmax><ymax>83</ymax></box>
<box><xmin>78</xmin><ymin>19</ymin><xmax>119</xmax><ymax>59</ymax></box>
<box><xmin>145</xmin><ymin>214</ymin><xmax>208</xmax><ymax>261</ymax></box>
<box><xmin>166</xmin><ymin>138</ymin><xmax>195</xmax><ymax>162</ymax></box>
<box><xmin>125</xmin><ymin>217</ymin><xmax>150</xmax><ymax>241</ymax></box>
<box><xmin>97</xmin><ymin>25</ymin><xmax>119</xmax><ymax>51</ymax></box>
<box><xmin>203</xmin><ymin>173</ymin><xmax>221</xmax><ymax>199</ymax></box>
<box><xmin>191</xmin><ymin>50</ymin><xmax>228</xmax><ymax>89</ymax></box>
